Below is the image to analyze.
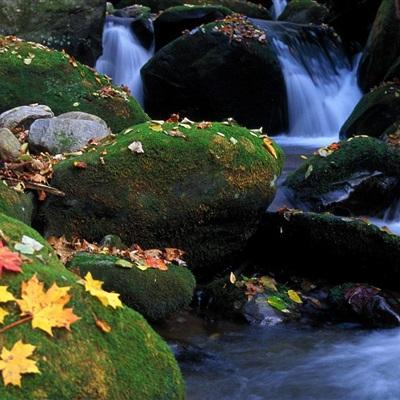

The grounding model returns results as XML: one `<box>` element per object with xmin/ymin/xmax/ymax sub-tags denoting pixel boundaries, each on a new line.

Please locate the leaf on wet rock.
<box><xmin>81</xmin><ymin>272</ymin><xmax>123</xmax><ymax>309</ymax></box>
<box><xmin>17</xmin><ymin>275</ymin><xmax>80</xmax><ymax>336</ymax></box>
<box><xmin>0</xmin><ymin>340</ymin><xmax>40</xmax><ymax>387</ymax></box>
<box><xmin>288</xmin><ymin>290</ymin><xmax>303</xmax><ymax>304</ymax></box>
<box><xmin>0</xmin><ymin>242</ymin><xmax>22</xmax><ymax>275</ymax></box>
<box><xmin>259</xmin><ymin>276</ymin><xmax>277</xmax><ymax>291</ymax></box>
<box><xmin>230</xmin><ymin>272</ymin><xmax>237</xmax><ymax>284</ymax></box>
<box><xmin>14</xmin><ymin>235</ymin><xmax>44</xmax><ymax>255</ymax></box>
<box><xmin>267</xmin><ymin>296</ymin><xmax>290</xmax><ymax>313</ymax></box>
<box><xmin>304</xmin><ymin>164</ymin><xmax>313</xmax><ymax>179</ymax></box>
<box><xmin>128</xmin><ymin>141</ymin><xmax>144</xmax><ymax>154</ymax></box>
<box><xmin>263</xmin><ymin>137</ymin><xmax>277</xmax><ymax>159</ymax></box>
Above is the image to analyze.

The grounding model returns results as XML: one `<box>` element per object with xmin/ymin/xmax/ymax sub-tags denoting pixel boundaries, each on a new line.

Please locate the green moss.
<box><xmin>285</xmin><ymin>136</ymin><xmax>400</xmax><ymax>196</ymax></box>
<box><xmin>0</xmin><ymin>213</ymin><xmax>184</xmax><ymax>399</ymax></box>
<box><xmin>0</xmin><ymin>182</ymin><xmax>33</xmax><ymax>225</ymax></box>
<box><xmin>41</xmin><ymin>121</ymin><xmax>283</xmax><ymax>275</ymax></box>
<box><xmin>0</xmin><ymin>36</ymin><xmax>148</xmax><ymax>133</ymax></box>
<box><xmin>68</xmin><ymin>253</ymin><xmax>196</xmax><ymax>321</ymax></box>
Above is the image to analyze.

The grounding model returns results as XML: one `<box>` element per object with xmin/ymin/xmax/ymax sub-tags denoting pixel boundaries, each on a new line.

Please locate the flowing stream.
<box><xmin>271</xmin><ymin>0</ymin><xmax>288</xmax><ymax>19</ymax></box>
<box><xmin>95</xmin><ymin>16</ymin><xmax>154</xmax><ymax>105</ymax></box>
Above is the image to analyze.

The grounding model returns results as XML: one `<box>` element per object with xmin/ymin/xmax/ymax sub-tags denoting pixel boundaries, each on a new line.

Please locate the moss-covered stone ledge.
<box><xmin>0</xmin><ymin>36</ymin><xmax>148</xmax><ymax>133</ymax></box>
<box><xmin>0</xmin><ymin>213</ymin><xmax>184</xmax><ymax>399</ymax></box>
<box><xmin>0</xmin><ymin>182</ymin><xmax>34</xmax><ymax>225</ymax></box>
<box><xmin>40</xmin><ymin>121</ymin><xmax>283</xmax><ymax>277</ymax></box>
<box><xmin>69</xmin><ymin>253</ymin><xmax>196</xmax><ymax>321</ymax></box>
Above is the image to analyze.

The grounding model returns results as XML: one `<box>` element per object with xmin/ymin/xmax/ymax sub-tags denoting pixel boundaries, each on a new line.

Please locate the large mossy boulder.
<box><xmin>114</xmin><ymin>0</ymin><xmax>272</xmax><ymax>18</ymax></box>
<box><xmin>0</xmin><ymin>183</ymin><xmax>34</xmax><ymax>225</ymax></box>
<box><xmin>340</xmin><ymin>84</ymin><xmax>400</xmax><ymax>139</ymax></box>
<box><xmin>0</xmin><ymin>213</ymin><xmax>184</xmax><ymax>399</ymax></box>
<box><xmin>248</xmin><ymin>210</ymin><xmax>400</xmax><ymax>288</ymax></box>
<box><xmin>68</xmin><ymin>253</ymin><xmax>196</xmax><ymax>321</ymax></box>
<box><xmin>0</xmin><ymin>0</ymin><xmax>105</xmax><ymax>66</ymax></box>
<box><xmin>154</xmin><ymin>5</ymin><xmax>232</xmax><ymax>50</ymax></box>
<box><xmin>40</xmin><ymin>121</ymin><xmax>283</xmax><ymax>277</ymax></box>
<box><xmin>284</xmin><ymin>137</ymin><xmax>400</xmax><ymax>215</ymax></box>
<box><xmin>0</xmin><ymin>36</ymin><xmax>148</xmax><ymax>133</ymax></box>
<box><xmin>142</xmin><ymin>18</ymin><xmax>287</xmax><ymax>133</ymax></box>
<box><xmin>358</xmin><ymin>0</ymin><xmax>400</xmax><ymax>90</ymax></box>
<box><xmin>279</xmin><ymin>0</ymin><xmax>329</xmax><ymax>25</ymax></box>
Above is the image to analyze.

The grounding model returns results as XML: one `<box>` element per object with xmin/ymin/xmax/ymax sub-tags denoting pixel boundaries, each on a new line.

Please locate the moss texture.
<box><xmin>339</xmin><ymin>84</ymin><xmax>400</xmax><ymax>139</ymax></box>
<box><xmin>41</xmin><ymin>121</ymin><xmax>283</xmax><ymax>277</ymax></box>
<box><xmin>68</xmin><ymin>253</ymin><xmax>196</xmax><ymax>321</ymax></box>
<box><xmin>0</xmin><ymin>213</ymin><xmax>184</xmax><ymax>399</ymax></box>
<box><xmin>0</xmin><ymin>183</ymin><xmax>34</xmax><ymax>225</ymax></box>
<box><xmin>0</xmin><ymin>36</ymin><xmax>148</xmax><ymax>133</ymax></box>
<box><xmin>358</xmin><ymin>0</ymin><xmax>400</xmax><ymax>90</ymax></box>
<box><xmin>279</xmin><ymin>0</ymin><xmax>329</xmax><ymax>24</ymax></box>
<box><xmin>115</xmin><ymin>0</ymin><xmax>272</xmax><ymax>19</ymax></box>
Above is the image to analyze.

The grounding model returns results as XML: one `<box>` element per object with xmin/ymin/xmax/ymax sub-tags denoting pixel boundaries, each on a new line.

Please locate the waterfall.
<box><xmin>272</xmin><ymin>0</ymin><xmax>288</xmax><ymax>19</ymax></box>
<box><xmin>96</xmin><ymin>16</ymin><xmax>154</xmax><ymax>105</ymax></box>
<box><xmin>253</xmin><ymin>20</ymin><xmax>362</xmax><ymax>138</ymax></box>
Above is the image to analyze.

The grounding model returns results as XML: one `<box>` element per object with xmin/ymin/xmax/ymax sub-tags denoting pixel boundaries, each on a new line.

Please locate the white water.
<box><xmin>96</xmin><ymin>16</ymin><xmax>154</xmax><ymax>105</ymax></box>
<box><xmin>272</xmin><ymin>0</ymin><xmax>287</xmax><ymax>19</ymax></box>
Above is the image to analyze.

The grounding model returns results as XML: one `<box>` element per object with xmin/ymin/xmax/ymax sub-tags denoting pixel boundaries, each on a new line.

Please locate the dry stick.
<box><xmin>0</xmin><ymin>315</ymin><xmax>33</xmax><ymax>334</ymax></box>
<box><xmin>3</xmin><ymin>177</ymin><xmax>65</xmax><ymax>197</ymax></box>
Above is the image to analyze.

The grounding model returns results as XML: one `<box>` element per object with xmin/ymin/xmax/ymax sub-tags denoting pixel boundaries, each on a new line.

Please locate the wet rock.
<box><xmin>0</xmin><ymin>181</ymin><xmax>34</xmax><ymax>224</ymax></box>
<box><xmin>284</xmin><ymin>136</ymin><xmax>400</xmax><ymax>215</ymax></box>
<box><xmin>279</xmin><ymin>0</ymin><xmax>329</xmax><ymax>25</ymax></box>
<box><xmin>0</xmin><ymin>105</ymin><xmax>53</xmax><ymax>130</ymax></box>
<box><xmin>340</xmin><ymin>84</ymin><xmax>400</xmax><ymax>140</ymax></box>
<box><xmin>29</xmin><ymin>115</ymin><xmax>109</xmax><ymax>154</ymax></box>
<box><xmin>0</xmin><ymin>127</ymin><xmax>20</xmax><ymax>161</ymax></box>
<box><xmin>358</xmin><ymin>0</ymin><xmax>400</xmax><ymax>90</ymax></box>
<box><xmin>249</xmin><ymin>210</ymin><xmax>400</xmax><ymax>289</ymax></box>
<box><xmin>243</xmin><ymin>294</ymin><xmax>283</xmax><ymax>325</ymax></box>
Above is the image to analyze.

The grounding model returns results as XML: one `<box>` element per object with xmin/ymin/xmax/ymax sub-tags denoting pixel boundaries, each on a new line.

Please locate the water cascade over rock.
<box><xmin>96</xmin><ymin>16</ymin><xmax>154</xmax><ymax>105</ymax></box>
<box><xmin>253</xmin><ymin>20</ymin><xmax>362</xmax><ymax>138</ymax></box>
<box><xmin>272</xmin><ymin>0</ymin><xmax>287</xmax><ymax>19</ymax></box>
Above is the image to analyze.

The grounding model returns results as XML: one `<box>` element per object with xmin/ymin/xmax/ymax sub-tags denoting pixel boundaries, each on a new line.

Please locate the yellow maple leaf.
<box><xmin>0</xmin><ymin>340</ymin><xmax>40</xmax><ymax>387</ymax></box>
<box><xmin>82</xmin><ymin>272</ymin><xmax>123</xmax><ymax>309</ymax></box>
<box><xmin>0</xmin><ymin>286</ymin><xmax>16</xmax><ymax>303</ymax></box>
<box><xmin>17</xmin><ymin>275</ymin><xmax>80</xmax><ymax>336</ymax></box>
<box><xmin>288</xmin><ymin>290</ymin><xmax>303</xmax><ymax>304</ymax></box>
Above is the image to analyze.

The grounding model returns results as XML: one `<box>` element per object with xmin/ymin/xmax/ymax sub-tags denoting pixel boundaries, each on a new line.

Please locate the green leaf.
<box><xmin>267</xmin><ymin>296</ymin><xmax>290</xmax><ymax>313</ymax></box>
<box><xmin>115</xmin><ymin>259</ymin><xmax>133</xmax><ymax>269</ymax></box>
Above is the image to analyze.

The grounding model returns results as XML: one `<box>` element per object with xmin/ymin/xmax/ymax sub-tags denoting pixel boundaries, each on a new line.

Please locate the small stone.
<box><xmin>0</xmin><ymin>105</ymin><xmax>53</xmax><ymax>130</ymax></box>
<box><xmin>0</xmin><ymin>128</ymin><xmax>21</xmax><ymax>161</ymax></box>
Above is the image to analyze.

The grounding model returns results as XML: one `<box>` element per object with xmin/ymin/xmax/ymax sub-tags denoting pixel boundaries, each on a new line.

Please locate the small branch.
<box><xmin>0</xmin><ymin>315</ymin><xmax>33</xmax><ymax>334</ymax></box>
<box><xmin>3</xmin><ymin>178</ymin><xmax>65</xmax><ymax>197</ymax></box>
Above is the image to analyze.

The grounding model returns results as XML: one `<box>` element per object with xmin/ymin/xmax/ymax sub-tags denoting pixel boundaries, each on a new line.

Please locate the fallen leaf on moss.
<box><xmin>73</xmin><ymin>161</ymin><xmax>87</xmax><ymax>169</ymax></box>
<box><xmin>288</xmin><ymin>290</ymin><xmax>303</xmax><ymax>304</ymax></box>
<box><xmin>14</xmin><ymin>235</ymin><xmax>44</xmax><ymax>255</ymax></box>
<box><xmin>128</xmin><ymin>141</ymin><xmax>144</xmax><ymax>154</ymax></box>
<box><xmin>17</xmin><ymin>275</ymin><xmax>80</xmax><ymax>336</ymax></box>
<box><xmin>0</xmin><ymin>242</ymin><xmax>22</xmax><ymax>275</ymax></box>
<box><xmin>305</xmin><ymin>164</ymin><xmax>313</xmax><ymax>179</ymax></box>
<box><xmin>115</xmin><ymin>259</ymin><xmax>133</xmax><ymax>269</ymax></box>
<box><xmin>0</xmin><ymin>340</ymin><xmax>40</xmax><ymax>387</ymax></box>
<box><xmin>82</xmin><ymin>272</ymin><xmax>123</xmax><ymax>309</ymax></box>
<box><xmin>197</xmin><ymin>121</ymin><xmax>212</xmax><ymax>129</ymax></box>
<box><xmin>96</xmin><ymin>319</ymin><xmax>112</xmax><ymax>333</ymax></box>
<box><xmin>263</xmin><ymin>137</ymin><xmax>277</xmax><ymax>159</ymax></box>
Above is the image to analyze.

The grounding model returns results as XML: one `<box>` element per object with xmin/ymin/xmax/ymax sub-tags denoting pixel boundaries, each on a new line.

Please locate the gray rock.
<box><xmin>29</xmin><ymin>116</ymin><xmax>109</xmax><ymax>154</ymax></box>
<box><xmin>0</xmin><ymin>128</ymin><xmax>20</xmax><ymax>161</ymax></box>
<box><xmin>0</xmin><ymin>105</ymin><xmax>54</xmax><ymax>130</ymax></box>
<box><xmin>57</xmin><ymin>111</ymin><xmax>108</xmax><ymax>128</ymax></box>
<box><xmin>243</xmin><ymin>294</ymin><xmax>283</xmax><ymax>326</ymax></box>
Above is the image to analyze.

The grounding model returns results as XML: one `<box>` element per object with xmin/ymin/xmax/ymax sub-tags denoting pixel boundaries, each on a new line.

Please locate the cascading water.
<box><xmin>271</xmin><ymin>0</ymin><xmax>288</xmax><ymax>19</ymax></box>
<box><xmin>253</xmin><ymin>20</ymin><xmax>362</xmax><ymax>139</ymax></box>
<box><xmin>96</xmin><ymin>16</ymin><xmax>154</xmax><ymax>105</ymax></box>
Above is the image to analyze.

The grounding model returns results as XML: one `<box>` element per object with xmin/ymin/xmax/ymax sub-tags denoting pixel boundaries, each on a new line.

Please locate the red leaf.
<box><xmin>0</xmin><ymin>242</ymin><xmax>22</xmax><ymax>275</ymax></box>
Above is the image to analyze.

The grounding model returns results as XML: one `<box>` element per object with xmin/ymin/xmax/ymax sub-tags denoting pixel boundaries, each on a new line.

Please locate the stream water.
<box><xmin>271</xmin><ymin>0</ymin><xmax>288</xmax><ymax>19</ymax></box>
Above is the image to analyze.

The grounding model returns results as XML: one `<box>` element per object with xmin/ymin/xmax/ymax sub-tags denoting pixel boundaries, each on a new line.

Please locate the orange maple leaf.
<box><xmin>17</xmin><ymin>275</ymin><xmax>80</xmax><ymax>336</ymax></box>
<box><xmin>0</xmin><ymin>242</ymin><xmax>22</xmax><ymax>275</ymax></box>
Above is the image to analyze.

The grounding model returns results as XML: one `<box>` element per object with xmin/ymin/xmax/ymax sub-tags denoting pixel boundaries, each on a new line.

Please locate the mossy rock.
<box><xmin>0</xmin><ymin>36</ymin><xmax>148</xmax><ymax>133</ymax></box>
<box><xmin>0</xmin><ymin>182</ymin><xmax>34</xmax><ymax>225</ymax></box>
<box><xmin>0</xmin><ymin>0</ymin><xmax>105</xmax><ymax>66</ymax></box>
<box><xmin>358</xmin><ymin>0</ymin><xmax>400</xmax><ymax>90</ymax></box>
<box><xmin>142</xmin><ymin>20</ymin><xmax>287</xmax><ymax>133</ymax></box>
<box><xmin>284</xmin><ymin>136</ymin><xmax>400</xmax><ymax>215</ymax></box>
<box><xmin>248</xmin><ymin>210</ymin><xmax>400</xmax><ymax>289</ymax></box>
<box><xmin>340</xmin><ymin>83</ymin><xmax>400</xmax><ymax>139</ymax></box>
<box><xmin>279</xmin><ymin>0</ymin><xmax>329</xmax><ymax>24</ymax></box>
<box><xmin>154</xmin><ymin>5</ymin><xmax>233</xmax><ymax>50</ymax></box>
<box><xmin>40</xmin><ymin>121</ymin><xmax>283</xmax><ymax>278</ymax></box>
<box><xmin>0</xmin><ymin>213</ymin><xmax>184</xmax><ymax>399</ymax></box>
<box><xmin>115</xmin><ymin>0</ymin><xmax>272</xmax><ymax>18</ymax></box>
<box><xmin>68</xmin><ymin>253</ymin><xmax>196</xmax><ymax>321</ymax></box>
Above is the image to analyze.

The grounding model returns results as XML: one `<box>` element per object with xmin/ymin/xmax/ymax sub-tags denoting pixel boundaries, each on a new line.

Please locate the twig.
<box><xmin>3</xmin><ymin>177</ymin><xmax>65</xmax><ymax>197</ymax></box>
<box><xmin>0</xmin><ymin>315</ymin><xmax>33</xmax><ymax>334</ymax></box>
